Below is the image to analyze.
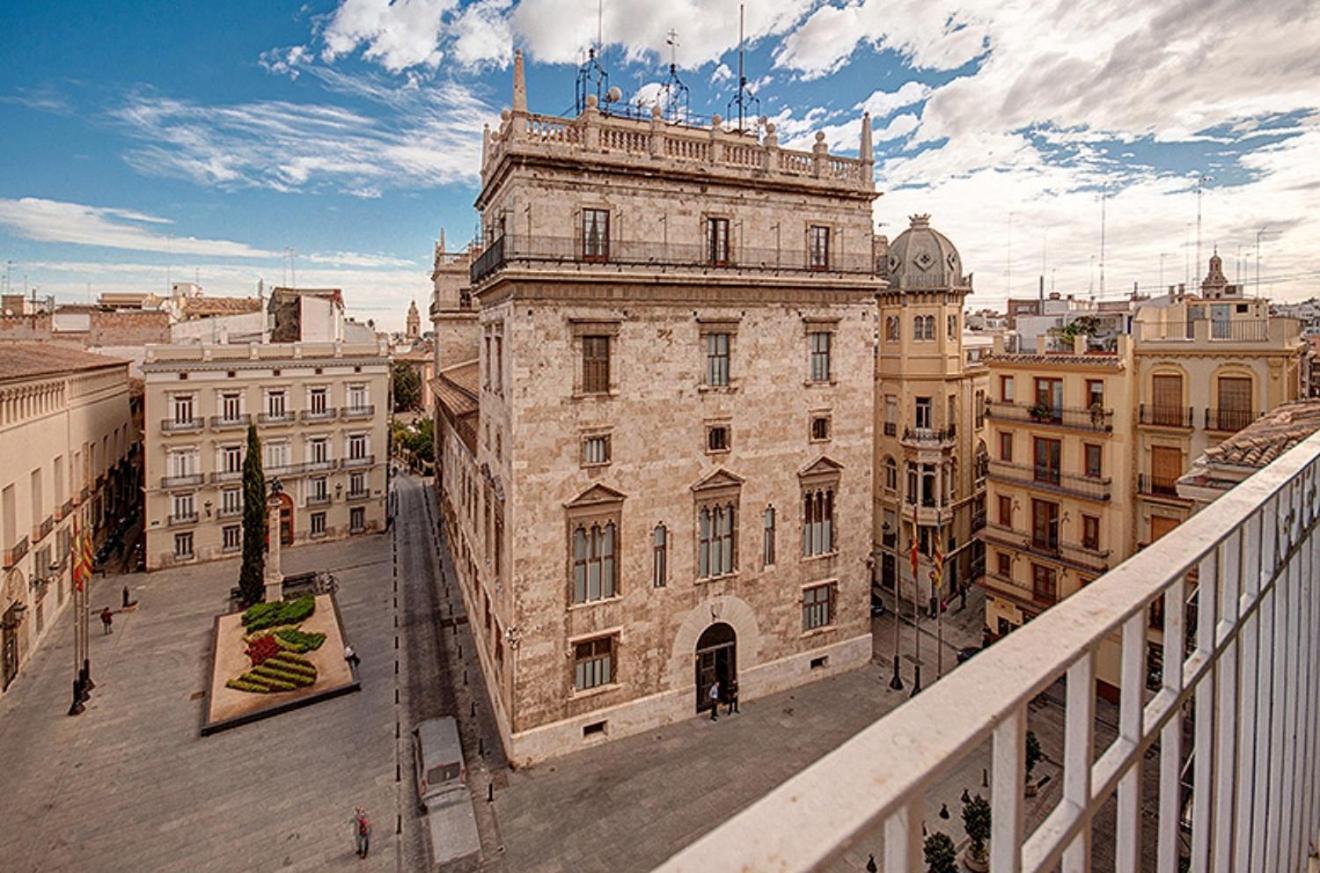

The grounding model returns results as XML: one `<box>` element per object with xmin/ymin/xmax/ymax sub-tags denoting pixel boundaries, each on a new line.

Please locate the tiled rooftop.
<box><xmin>434</xmin><ymin>359</ymin><xmax>479</xmax><ymax>418</ymax></box>
<box><xmin>1201</xmin><ymin>399</ymin><xmax>1320</xmax><ymax>468</ymax></box>
<box><xmin>0</xmin><ymin>342</ymin><xmax>129</xmax><ymax>381</ymax></box>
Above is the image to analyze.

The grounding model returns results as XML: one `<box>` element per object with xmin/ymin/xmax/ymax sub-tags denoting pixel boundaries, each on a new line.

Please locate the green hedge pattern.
<box><xmin>241</xmin><ymin>595</ymin><xmax>316</xmax><ymax>632</ymax></box>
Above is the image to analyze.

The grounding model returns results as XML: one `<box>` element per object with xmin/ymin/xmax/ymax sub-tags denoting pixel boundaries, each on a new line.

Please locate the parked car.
<box><xmin>412</xmin><ymin>717</ymin><xmax>467</xmax><ymax>812</ymax></box>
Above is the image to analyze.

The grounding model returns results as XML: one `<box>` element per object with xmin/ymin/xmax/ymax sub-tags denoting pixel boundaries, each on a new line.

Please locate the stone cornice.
<box><xmin>140</xmin><ymin>356</ymin><xmax>389</xmax><ymax>375</ymax></box>
<box><xmin>474</xmin><ymin>273</ymin><xmax>882</xmax><ymax>308</ymax></box>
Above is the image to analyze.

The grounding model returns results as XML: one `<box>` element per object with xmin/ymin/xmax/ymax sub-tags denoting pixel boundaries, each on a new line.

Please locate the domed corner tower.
<box><xmin>873</xmin><ymin>214</ymin><xmax>987</xmax><ymax>616</ymax></box>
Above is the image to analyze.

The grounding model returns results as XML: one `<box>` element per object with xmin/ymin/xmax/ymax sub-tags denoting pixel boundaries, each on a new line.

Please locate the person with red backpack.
<box><xmin>352</xmin><ymin>807</ymin><xmax>371</xmax><ymax>858</ymax></box>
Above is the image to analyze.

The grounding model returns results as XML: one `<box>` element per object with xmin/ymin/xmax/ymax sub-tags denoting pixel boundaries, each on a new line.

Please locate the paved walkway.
<box><xmin>0</xmin><ymin>530</ymin><xmax>430</xmax><ymax>873</ymax></box>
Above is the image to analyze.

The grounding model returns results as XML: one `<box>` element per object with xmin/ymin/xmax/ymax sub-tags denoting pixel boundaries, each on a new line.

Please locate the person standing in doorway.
<box><xmin>352</xmin><ymin>807</ymin><xmax>371</xmax><ymax>858</ymax></box>
<box><xmin>100</xmin><ymin>607</ymin><xmax>113</xmax><ymax>635</ymax></box>
<box><xmin>726</xmin><ymin>677</ymin><xmax>740</xmax><ymax>715</ymax></box>
<box><xmin>708</xmin><ymin>680</ymin><xmax>720</xmax><ymax>721</ymax></box>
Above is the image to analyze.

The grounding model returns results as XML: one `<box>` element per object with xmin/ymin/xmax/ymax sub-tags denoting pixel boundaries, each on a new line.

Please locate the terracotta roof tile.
<box><xmin>434</xmin><ymin>359</ymin><xmax>479</xmax><ymax>420</ymax></box>
<box><xmin>0</xmin><ymin>342</ymin><xmax>129</xmax><ymax>381</ymax></box>
<box><xmin>987</xmin><ymin>353</ymin><xmax>1122</xmax><ymax>368</ymax></box>
<box><xmin>1202</xmin><ymin>400</ymin><xmax>1320</xmax><ymax>469</ymax></box>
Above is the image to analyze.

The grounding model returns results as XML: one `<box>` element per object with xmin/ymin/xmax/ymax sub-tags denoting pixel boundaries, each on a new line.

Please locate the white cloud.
<box><xmin>320</xmin><ymin>0</ymin><xmax>456</xmax><ymax>72</ymax></box>
<box><xmin>449</xmin><ymin>0</ymin><xmax>513</xmax><ymax>68</ymax></box>
<box><xmin>111</xmin><ymin>75</ymin><xmax>496</xmax><ymax>194</ymax></box>
<box><xmin>0</xmin><ymin>197</ymin><xmax>417</xmax><ymax>271</ymax></box>
<box><xmin>710</xmin><ymin>63</ymin><xmax>733</xmax><ymax>85</ymax></box>
<box><xmin>775</xmin><ymin>0</ymin><xmax>988</xmax><ymax>79</ymax></box>
<box><xmin>857</xmin><ymin>81</ymin><xmax>931</xmax><ymax>118</ymax></box>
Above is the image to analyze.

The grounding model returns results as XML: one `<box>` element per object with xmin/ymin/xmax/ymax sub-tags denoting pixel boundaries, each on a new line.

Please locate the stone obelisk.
<box><xmin>264</xmin><ymin>487</ymin><xmax>284</xmax><ymax>603</ymax></box>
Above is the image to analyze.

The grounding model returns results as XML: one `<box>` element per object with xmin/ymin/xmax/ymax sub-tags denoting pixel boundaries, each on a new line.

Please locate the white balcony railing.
<box><xmin>658</xmin><ymin>429</ymin><xmax>1320</xmax><ymax>873</ymax></box>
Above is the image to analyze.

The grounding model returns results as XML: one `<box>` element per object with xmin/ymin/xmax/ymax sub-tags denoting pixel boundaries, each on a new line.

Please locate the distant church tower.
<box><xmin>406</xmin><ymin>299</ymin><xmax>421</xmax><ymax>341</ymax></box>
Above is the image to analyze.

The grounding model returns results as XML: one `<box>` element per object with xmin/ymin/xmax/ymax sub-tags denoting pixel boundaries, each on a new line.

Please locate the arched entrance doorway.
<box><xmin>278</xmin><ymin>492</ymin><xmax>294</xmax><ymax>545</ymax></box>
<box><xmin>694</xmin><ymin>622</ymin><xmax>736</xmax><ymax>714</ymax></box>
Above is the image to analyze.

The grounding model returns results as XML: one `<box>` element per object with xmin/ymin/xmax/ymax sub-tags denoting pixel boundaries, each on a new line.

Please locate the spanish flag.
<box><xmin>72</xmin><ymin>517</ymin><xmax>93</xmax><ymax>593</ymax></box>
<box><xmin>932</xmin><ymin>537</ymin><xmax>944</xmax><ymax>593</ymax></box>
<box><xmin>909</xmin><ymin>525</ymin><xmax>920</xmax><ymax>581</ymax></box>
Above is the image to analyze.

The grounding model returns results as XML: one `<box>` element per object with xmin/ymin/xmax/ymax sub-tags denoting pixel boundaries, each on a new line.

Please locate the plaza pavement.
<box><xmin>0</xmin><ymin>528</ymin><xmax>431</xmax><ymax>873</ymax></box>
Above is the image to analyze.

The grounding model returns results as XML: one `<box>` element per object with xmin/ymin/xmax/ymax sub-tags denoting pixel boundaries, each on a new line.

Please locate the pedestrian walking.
<box><xmin>344</xmin><ymin>645</ymin><xmax>361</xmax><ymax>670</ymax></box>
<box><xmin>122</xmin><ymin>586</ymin><xmax>130</xmax><ymax>609</ymax></box>
<box><xmin>100</xmin><ymin>607</ymin><xmax>113</xmax><ymax>635</ymax></box>
<box><xmin>866</xmin><ymin>854</ymin><xmax>878</xmax><ymax>873</ymax></box>
<box><xmin>708</xmin><ymin>680</ymin><xmax>720</xmax><ymax>721</ymax></box>
<box><xmin>352</xmin><ymin>807</ymin><xmax>371</xmax><ymax>858</ymax></box>
<box><xmin>725</xmin><ymin>677</ymin><xmax>740</xmax><ymax>715</ymax></box>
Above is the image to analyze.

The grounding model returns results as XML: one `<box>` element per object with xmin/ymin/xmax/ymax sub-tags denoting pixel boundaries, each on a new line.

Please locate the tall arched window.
<box><xmin>572</xmin><ymin>521</ymin><xmax>616</xmax><ymax>603</ymax></box>
<box><xmin>698</xmin><ymin>503</ymin><xmax>736</xmax><ymax>577</ymax></box>
<box><xmin>802</xmin><ymin>487</ymin><xmax>836</xmax><ymax>556</ymax></box>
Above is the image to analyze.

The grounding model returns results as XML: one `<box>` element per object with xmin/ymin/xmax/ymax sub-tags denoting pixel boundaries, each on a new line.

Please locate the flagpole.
<box><xmin>910</xmin><ymin>503</ymin><xmax>922</xmax><ymax>697</ymax></box>
<box><xmin>889</xmin><ymin>536</ymin><xmax>903</xmax><ymax>690</ymax></box>
<box><xmin>68</xmin><ymin>516</ymin><xmax>85</xmax><ymax>716</ymax></box>
<box><xmin>936</xmin><ymin>508</ymin><xmax>944</xmax><ymax>680</ymax></box>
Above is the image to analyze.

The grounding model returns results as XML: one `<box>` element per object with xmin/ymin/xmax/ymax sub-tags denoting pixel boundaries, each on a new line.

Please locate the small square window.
<box><xmin>581</xmin><ymin>434</ymin><xmax>611</xmax><ymax>466</ymax></box>
<box><xmin>810</xmin><ymin>415</ymin><xmax>831</xmax><ymax>441</ymax></box>
<box><xmin>706</xmin><ymin>425</ymin><xmax>731</xmax><ymax>453</ymax></box>
<box><xmin>222</xmin><ymin>525</ymin><xmax>241</xmax><ymax>552</ymax></box>
<box><xmin>996</xmin><ymin>552</ymin><xmax>1011</xmax><ymax>578</ymax></box>
<box><xmin>173</xmin><ymin>532</ymin><xmax>193</xmax><ymax>559</ymax></box>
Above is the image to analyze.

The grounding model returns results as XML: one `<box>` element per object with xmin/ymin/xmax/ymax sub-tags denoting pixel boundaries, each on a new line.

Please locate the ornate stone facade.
<box><xmin>437</xmin><ymin>54</ymin><xmax>878</xmax><ymax>764</ymax></box>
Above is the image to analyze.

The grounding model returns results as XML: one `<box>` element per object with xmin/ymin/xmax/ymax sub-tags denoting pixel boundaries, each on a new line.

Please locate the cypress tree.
<box><xmin>239</xmin><ymin>423</ymin><xmax>267</xmax><ymax>604</ymax></box>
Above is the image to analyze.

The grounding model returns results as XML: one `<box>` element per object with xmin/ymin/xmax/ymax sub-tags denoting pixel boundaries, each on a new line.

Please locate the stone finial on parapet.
<box><xmin>860</xmin><ymin>111</ymin><xmax>873</xmax><ymax>165</ymax></box>
<box><xmin>512</xmin><ymin>48</ymin><xmax>527</xmax><ymax>114</ymax></box>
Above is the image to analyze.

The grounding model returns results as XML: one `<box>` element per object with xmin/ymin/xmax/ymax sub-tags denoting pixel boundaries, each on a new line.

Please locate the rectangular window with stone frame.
<box><xmin>808</xmin><ymin>225</ymin><xmax>830</xmax><ymax>270</ymax></box>
<box><xmin>573</xmin><ymin>320</ymin><xmax>619</xmax><ymax>396</ymax></box>
<box><xmin>763</xmin><ymin>506</ymin><xmax>776</xmax><ymax>566</ymax></box>
<box><xmin>582</xmin><ymin>208</ymin><xmax>610</xmax><ymax>262</ymax></box>
<box><xmin>802</xmin><ymin>582</ymin><xmax>836</xmax><ymax>631</ymax></box>
<box><xmin>573</xmin><ymin>635</ymin><xmax>616</xmax><ymax>691</ymax></box>
<box><xmin>567</xmin><ymin>486</ymin><xmax>623</xmax><ymax>604</ymax></box>
<box><xmin>652</xmin><ymin>524</ymin><xmax>668</xmax><ymax>587</ymax></box>
<box><xmin>705</xmin><ymin>332</ymin><xmax>731</xmax><ymax>386</ymax></box>
<box><xmin>809</xmin><ymin>331</ymin><xmax>832</xmax><ymax>382</ymax></box>
<box><xmin>707</xmin><ymin>217</ymin><xmax>730</xmax><ymax>266</ymax></box>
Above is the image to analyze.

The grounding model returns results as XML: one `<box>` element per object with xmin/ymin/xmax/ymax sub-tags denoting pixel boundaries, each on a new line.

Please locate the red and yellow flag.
<box><xmin>932</xmin><ymin>537</ymin><xmax>944</xmax><ymax>593</ymax></box>
<box><xmin>72</xmin><ymin>517</ymin><xmax>93</xmax><ymax>593</ymax></box>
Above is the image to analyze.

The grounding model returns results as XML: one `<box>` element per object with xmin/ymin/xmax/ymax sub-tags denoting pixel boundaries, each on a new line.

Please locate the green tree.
<box><xmin>392</xmin><ymin>361</ymin><xmax>422</xmax><ymax>412</ymax></box>
<box><xmin>924</xmin><ymin>832</ymin><xmax>957</xmax><ymax>873</ymax></box>
<box><xmin>238</xmin><ymin>424</ymin><xmax>267</xmax><ymax>604</ymax></box>
<box><xmin>963</xmin><ymin>795</ymin><xmax>992</xmax><ymax>863</ymax></box>
<box><xmin>407</xmin><ymin>417</ymin><xmax>435</xmax><ymax>465</ymax></box>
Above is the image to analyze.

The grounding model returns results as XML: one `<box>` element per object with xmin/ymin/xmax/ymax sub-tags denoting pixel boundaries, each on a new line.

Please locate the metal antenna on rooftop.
<box><xmin>1195</xmin><ymin>173</ymin><xmax>1211</xmax><ymax>280</ymax></box>
<box><xmin>575</xmin><ymin>0</ymin><xmax>613</xmax><ymax>115</ymax></box>
<box><xmin>1099</xmin><ymin>182</ymin><xmax>1107</xmax><ymax>297</ymax></box>
<box><xmin>725</xmin><ymin>2</ymin><xmax>759</xmax><ymax>131</ymax></box>
<box><xmin>656</xmin><ymin>29</ymin><xmax>691</xmax><ymax>123</ymax></box>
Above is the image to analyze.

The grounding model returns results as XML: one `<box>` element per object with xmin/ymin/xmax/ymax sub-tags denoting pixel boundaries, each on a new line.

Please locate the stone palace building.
<box><xmin>434</xmin><ymin>52</ymin><xmax>881</xmax><ymax>763</ymax></box>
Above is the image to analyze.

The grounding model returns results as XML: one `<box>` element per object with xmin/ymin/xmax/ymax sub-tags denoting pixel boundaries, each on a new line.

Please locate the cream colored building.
<box><xmin>1</xmin><ymin>344</ymin><xmax>135</xmax><ymax>697</ymax></box>
<box><xmin>978</xmin><ymin>254</ymin><xmax>1303</xmax><ymax>693</ymax></box>
<box><xmin>980</xmin><ymin>335</ymin><xmax>1135</xmax><ymax>681</ymax></box>
<box><xmin>430</xmin><ymin>232</ymin><xmax>479</xmax><ymax>372</ymax></box>
<box><xmin>873</xmin><ymin>216</ymin><xmax>988</xmax><ymax>612</ymax></box>
<box><xmin>436</xmin><ymin>52</ymin><xmax>878</xmax><ymax>765</ymax></box>
<box><xmin>141</xmin><ymin>341</ymin><xmax>390</xmax><ymax>570</ymax></box>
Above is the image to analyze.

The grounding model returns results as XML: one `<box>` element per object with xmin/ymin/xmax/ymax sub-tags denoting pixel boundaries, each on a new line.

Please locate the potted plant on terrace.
<box><xmin>923</xmin><ymin>832</ymin><xmax>957</xmax><ymax>873</ymax></box>
<box><xmin>962</xmin><ymin>795</ymin><xmax>992</xmax><ymax>872</ymax></box>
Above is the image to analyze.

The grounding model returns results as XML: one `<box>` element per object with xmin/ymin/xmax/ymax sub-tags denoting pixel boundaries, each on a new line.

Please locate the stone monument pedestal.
<box><xmin>264</xmin><ymin>495</ymin><xmax>284</xmax><ymax>603</ymax></box>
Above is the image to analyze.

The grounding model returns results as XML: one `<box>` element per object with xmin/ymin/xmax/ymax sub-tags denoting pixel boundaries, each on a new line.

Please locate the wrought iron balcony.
<box><xmin>340</xmin><ymin>405</ymin><xmax>375</xmax><ymax>420</ymax></box>
<box><xmin>161</xmin><ymin>417</ymin><xmax>204</xmax><ymax>434</ymax></box>
<box><xmin>658</xmin><ymin>429</ymin><xmax>1320</xmax><ymax>873</ymax></box>
<box><xmin>257</xmin><ymin>411</ymin><xmax>295</xmax><ymax>425</ymax></box>
<box><xmin>306</xmin><ymin>493</ymin><xmax>332</xmax><ymax>507</ymax></box>
<box><xmin>210</xmin><ymin>414</ymin><xmax>251</xmax><ymax>430</ymax></box>
<box><xmin>217</xmin><ymin>505</ymin><xmax>242</xmax><ymax>519</ymax></box>
<box><xmin>161</xmin><ymin>473</ymin><xmax>204</xmax><ymax>489</ymax></box>
<box><xmin>1138</xmin><ymin>473</ymin><xmax>1188</xmax><ymax>501</ymax></box>
<box><xmin>167</xmin><ymin>512</ymin><xmax>199</xmax><ymax>527</ymax></box>
<box><xmin>210</xmin><ymin>469</ymin><xmax>243</xmax><ymax>483</ymax></box>
<box><xmin>900</xmin><ymin>426</ymin><xmax>956</xmax><ymax>448</ymax></box>
<box><xmin>300</xmin><ymin>409</ymin><xmax>337</xmax><ymax>423</ymax></box>
<box><xmin>470</xmin><ymin>234</ymin><xmax>877</xmax><ymax>285</ymax></box>
<box><xmin>3</xmin><ymin>535</ymin><xmax>29</xmax><ymax>568</ymax></box>
<box><xmin>343</xmin><ymin>454</ymin><xmax>375</xmax><ymax>469</ymax></box>
<box><xmin>986</xmin><ymin>400</ymin><xmax>1114</xmax><ymax>432</ymax></box>
<box><xmin>346</xmin><ymin>489</ymin><xmax>372</xmax><ymax>502</ymax></box>
<box><xmin>987</xmin><ymin>459</ymin><xmax>1112</xmax><ymax>501</ymax></box>
<box><xmin>34</xmin><ymin>516</ymin><xmax>53</xmax><ymax>542</ymax></box>
<box><xmin>1139</xmin><ymin>403</ymin><xmax>1195</xmax><ymax>428</ymax></box>
<box><xmin>1205</xmin><ymin>407</ymin><xmax>1257</xmax><ymax>433</ymax></box>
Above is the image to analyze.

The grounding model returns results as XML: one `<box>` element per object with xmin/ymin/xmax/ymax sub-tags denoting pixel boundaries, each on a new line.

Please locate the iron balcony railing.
<box><xmin>470</xmin><ymin>234</ymin><xmax>877</xmax><ymax>285</ymax></box>
<box><xmin>1138</xmin><ymin>473</ymin><xmax>1186</xmax><ymax>500</ymax></box>
<box><xmin>210</xmin><ymin>414</ymin><xmax>251</xmax><ymax>430</ymax></box>
<box><xmin>3</xmin><ymin>535</ymin><xmax>29</xmax><ymax>569</ymax></box>
<box><xmin>257</xmin><ymin>411</ymin><xmax>295</xmax><ymax>425</ymax></box>
<box><xmin>986</xmin><ymin>400</ymin><xmax>1114</xmax><ymax>432</ymax></box>
<box><xmin>900</xmin><ymin>426</ymin><xmax>956</xmax><ymax>447</ymax></box>
<box><xmin>343</xmin><ymin>454</ymin><xmax>375</xmax><ymax>469</ymax></box>
<box><xmin>34</xmin><ymin>516</ymin><xmax>54</xmax><ymax>542</ymax></box>
<box><xmin>657</xmin><ymin>429</ymin><xmax>1320</xmax><ymax>873</ymax></box>
<box><xmin>1139</xmin><ymin>403</ymin><xmax>1195</xmax><ymax>428</ymax></box>
<box><xmin>300</xmin><ymin>408</ymin><xmax>337</xmax><ymax>423</ymax></box>
<box><xmin>1205</xmin><ymin>407</ymin><xmax>1257</xmax><ymax>433</ymax></box>
<box><xmin>161</xmin><ymin>417</ymin><xmax>204</xmax><ymax>433</ymax></box>
<box><xmin>161</xmin><ymin>473</ymin><xmax>204</xmax><ymax>489</ymax></box>
<box><xmin>217</xmin><ymin>505</ymin><xmax>242</xmax><ymax>519</ymax></box>
<box><xmin>341</xmin><ymin>405</ymin><xmax>375</xmax><ymax>420</ymax></box>
<box><xmin>346</xmin><ymin>489</ymin><xmax>372</xmax><ymax>502</ymax></box>
<box><xmin>882</xmin><ymin>422</ymin><xmax>896</xmax><ymax>437</ymax></box>
<box><xmin>167</xmin><ymin>512</ymin><xmax>199</xmax><ymax>527</ymax></box>
<box><xmin>988</xmin><ymin>459</ymin><xmax>1112</xmax><ymax>501</ymax></box>
<box><xmin>306</xmin><ymin>494</ymin><xmax>332</xmax><ymax>507</ymax></box>
<box><xmin>211</xmin><ymin>469</ymin><xmax>243</xmax><ymax>484</ymax></box>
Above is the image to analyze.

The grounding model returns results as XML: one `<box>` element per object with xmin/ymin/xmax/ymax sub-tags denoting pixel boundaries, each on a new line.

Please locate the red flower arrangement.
<box><xmin>245</xmin><ymin>635</ymin><xmax>281</xmax><ymax>666</ymax></box>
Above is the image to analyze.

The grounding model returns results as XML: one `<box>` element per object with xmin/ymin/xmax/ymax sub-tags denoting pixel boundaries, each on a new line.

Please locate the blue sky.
<box><xmin>2</xmin><ymin>0</ymin><xmax>1317</xmax><ymax>330</ymax></box>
